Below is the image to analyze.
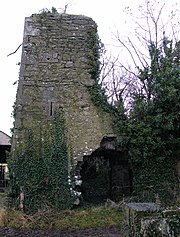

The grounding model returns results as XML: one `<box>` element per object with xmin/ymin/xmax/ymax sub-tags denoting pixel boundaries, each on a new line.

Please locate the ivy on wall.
<box><xmin>86</xmin><ymin>27</ymin><xmax>114</xmax><ymax>113</ymax></box>
<box><xmin>8</xmin><ymin>109</ymin><xmax>75</xmax><ymax>214</ymax></box>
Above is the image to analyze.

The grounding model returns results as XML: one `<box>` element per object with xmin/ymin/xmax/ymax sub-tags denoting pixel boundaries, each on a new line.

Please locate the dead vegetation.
<box><xmin>0</xmin><ymin>206</ymin><xmax>124</xmax><ymax>230</ymax></box>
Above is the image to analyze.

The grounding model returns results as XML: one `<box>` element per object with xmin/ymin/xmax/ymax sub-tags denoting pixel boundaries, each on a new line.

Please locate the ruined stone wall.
<box><xmin>13</xmin><ymin>13</ymin><xmax>114</xmax><ymax>161</ymax></box>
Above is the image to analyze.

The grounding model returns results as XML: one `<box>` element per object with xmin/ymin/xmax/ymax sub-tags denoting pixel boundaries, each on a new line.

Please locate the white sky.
<box><xmin>0</xmin><ymin>0</ymin><xmax>179</xmax><ymax>135</ymax></box>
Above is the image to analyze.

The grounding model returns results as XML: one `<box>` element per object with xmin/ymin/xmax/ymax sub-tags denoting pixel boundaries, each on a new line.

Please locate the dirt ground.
<box><xmin>0</xmin><ymin>227</ymin><xmax>123</xmax><ymax>237</ymax></box>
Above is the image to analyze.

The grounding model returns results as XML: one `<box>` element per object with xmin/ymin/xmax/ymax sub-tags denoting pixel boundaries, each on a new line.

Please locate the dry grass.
<box><xmin>0</xmin><ymin>207</ymin><xmax>124</xmax><ymax>230</ymax></box>
<box><xmin>0</xmin><ymin>209</ymin><xmax>28</xmax><ymax>228</ymax></box>
<box><xmin>0</xmin><ymin>196</ymin><xmax>124</xmax><ymax>231</ymax></box>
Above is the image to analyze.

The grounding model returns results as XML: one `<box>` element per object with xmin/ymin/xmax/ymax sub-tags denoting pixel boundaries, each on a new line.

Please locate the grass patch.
<box><xmin>0</xmin><ymin>192</ymin><xmax>7</xmax><ymax>208</ymax></box>
<box><xmin>0</xmin><ymin>205</ymin><xmax>124</xmax><ymax>231</ymax></box>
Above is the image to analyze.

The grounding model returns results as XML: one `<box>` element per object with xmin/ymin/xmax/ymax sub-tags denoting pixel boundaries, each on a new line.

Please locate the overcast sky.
<box><xmin>0</xmin><ymin>0</ymin><xmax>179</xmax><ymax>135</ymax></box>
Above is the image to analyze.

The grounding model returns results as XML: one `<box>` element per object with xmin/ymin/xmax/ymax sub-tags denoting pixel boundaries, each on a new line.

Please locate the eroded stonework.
<box><xmin>13</xmin><ymin>13</ymin><xmax>114</xmax><ymax>161</ymax></box>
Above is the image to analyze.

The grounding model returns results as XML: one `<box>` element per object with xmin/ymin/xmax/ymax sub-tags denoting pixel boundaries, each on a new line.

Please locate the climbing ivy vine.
<box><xmin>8</xmin><ymin>109</ymin><xmax>75</xmax><ymax>214</ymax></box>
<box><xmin>86</xmin><ymin>27</ymin><xmax>114</xmax><ymax>113</ymax></box>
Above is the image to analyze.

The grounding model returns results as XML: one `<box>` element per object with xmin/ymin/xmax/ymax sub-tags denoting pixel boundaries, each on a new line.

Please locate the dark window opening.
<box><xmin>49</xmin><ymin>101</ymin><xmax>53</xmax><ymax>116</ymax></box>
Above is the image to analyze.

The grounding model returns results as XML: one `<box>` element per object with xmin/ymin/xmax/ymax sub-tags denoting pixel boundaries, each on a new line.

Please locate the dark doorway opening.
<box><xmin>0</xmin><ymin>144</ymin><xmax>11</xmax><ymax>190</ymax></box>
<box><xmin>80</xmin><ymin>142</ymin><xmax>132</xmax><ymax>203</ymax></box>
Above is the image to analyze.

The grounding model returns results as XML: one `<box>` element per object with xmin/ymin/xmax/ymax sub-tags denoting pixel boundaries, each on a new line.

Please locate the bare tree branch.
<box><xmin>128</xmin><ymin>37</ymin><xmax>146</xmax><ymax>68</ymax></box>
<box><xmin>7</xmin><ymin>43</ymin><xmax>22</xmax><ymax>57</ymax></box>
<box><xmin>116</xmin><ymin>62</ymin><xmax>138</xmax><ymax>78</ymax></box>
<box><xmin>101</xmin><ymin>57</ymin><xmax>119</xmax><ymax>82</ymax></box>
<box><xmin>116</xmin><ymin>32</ymin><xmax>139</xmax><ymax>69</ymax></box>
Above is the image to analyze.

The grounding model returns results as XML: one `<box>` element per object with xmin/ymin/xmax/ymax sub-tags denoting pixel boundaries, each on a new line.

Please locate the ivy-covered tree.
<box><xmin>104</xmin><ymin>0</ymin><xmax>180</xmax><ymax>203</ymax></box>
<box><xmin>128</xmin><ymin>39</ymin><xmax>180</xmax><ymax>203</ymax></box>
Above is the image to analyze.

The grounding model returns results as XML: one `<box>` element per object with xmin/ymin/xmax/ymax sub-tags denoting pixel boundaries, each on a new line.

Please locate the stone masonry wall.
<box><xmin>13</xmin><ymin>13</ymin><xmax>114</xmax><ymax>161</ymax></box>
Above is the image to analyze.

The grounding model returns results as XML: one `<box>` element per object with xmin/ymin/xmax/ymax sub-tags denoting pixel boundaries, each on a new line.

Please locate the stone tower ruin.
<box><xmin>12</xmin><ymin>13</ymin><xmax>114</xmax><ymax>161</ymax></box>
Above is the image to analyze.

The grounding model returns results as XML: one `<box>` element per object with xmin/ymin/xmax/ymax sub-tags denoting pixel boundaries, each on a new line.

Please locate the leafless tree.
<box><xmin>100</xmin><ymin>0</ymin><xmax>179</xmax><ymax>111</ymax></box>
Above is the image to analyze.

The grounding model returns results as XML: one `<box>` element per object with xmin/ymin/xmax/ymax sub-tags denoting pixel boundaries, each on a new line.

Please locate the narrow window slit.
<box><xmin>50</xmin><ymin>101</ymin><xmax>53</xmax><ymax>116</ymax></box>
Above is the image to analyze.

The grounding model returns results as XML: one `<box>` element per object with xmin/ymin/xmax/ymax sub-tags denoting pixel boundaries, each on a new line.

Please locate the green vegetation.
<box><xmin>88</xmin><ymin>4</ymin><xmax>179</xmax><ymax>205</ymax></box>
<box><xmin>39</xmin><ymin>7</ymin><xmax>58</xmax><ymax>15</ymax></box>
<box><xmin>8</xmin><ymin>109</ymin><xmax>75</xmax><ymax>214</ymax></box>
<box><xmin>86</xmin><ymin>28</ymin><xmax>114</xmax><ymax>113</ymax></box>
<box><xmin>115</xmin><ymin>39</ymin><xmax>180</xmax><ymax>204</ymax></box>
<box><xmin>104</xmin><ymin>2</ymin><xmax>180</xmax><ymax>205</ymax></box>
<box><xmin>0</xmin><ymin>205</ymin><xmax>124</xmax><ymax>230</ymax></box>
<box><xmin>88</xmin><ymin>82</ymin><xmax>114</xmax><ymax>113</ymax></box>
<box><xmin>128</xmin><ymin>39</ymin><xmax>179</xmax><ymax>203</ymax></box>
<box><xmin>85</xmin><ymin>12</ymin><xmax>180</xmax><ymax>204</ymax></box>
